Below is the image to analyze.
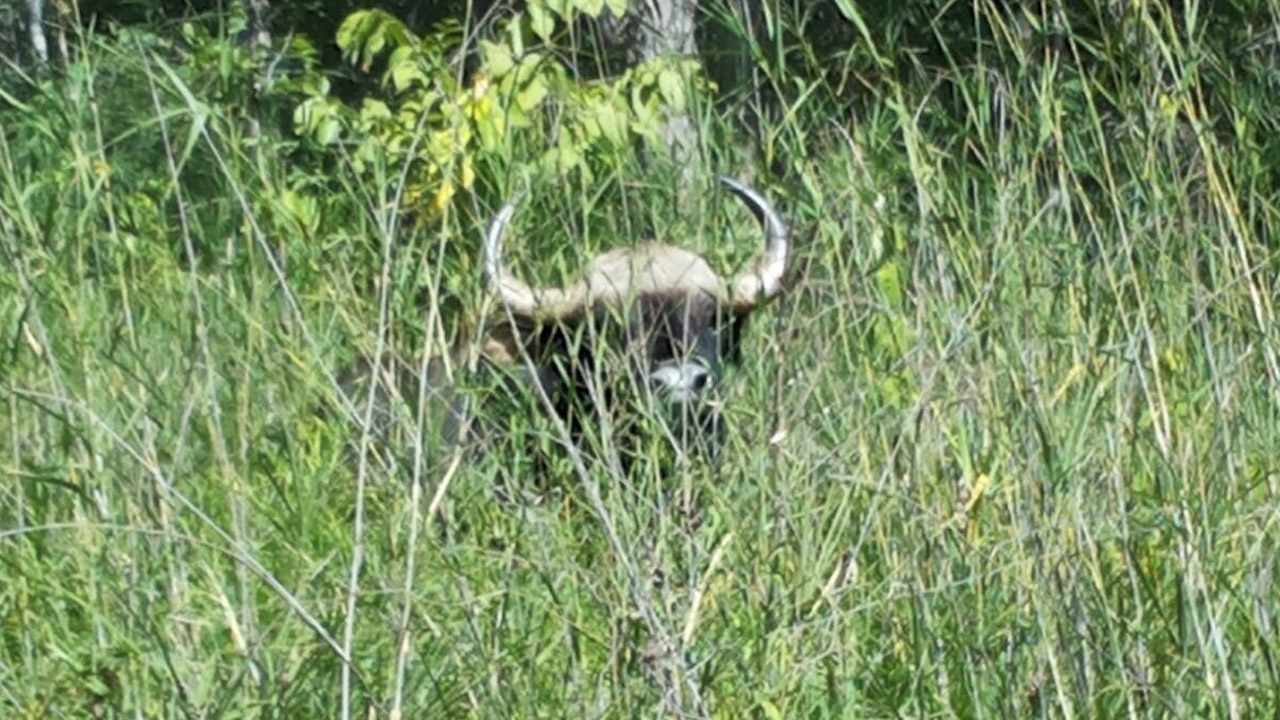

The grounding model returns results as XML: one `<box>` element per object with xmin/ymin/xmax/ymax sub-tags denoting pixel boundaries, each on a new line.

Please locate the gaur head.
<box><xmin>478</xmin><ymin>176</ymin><xmax>790</xmax><ymax>449</ymax></box>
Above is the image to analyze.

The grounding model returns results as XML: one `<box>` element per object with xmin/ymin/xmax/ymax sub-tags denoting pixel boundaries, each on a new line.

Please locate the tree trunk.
<box><xmin>1</xmin><ymin>4</ymin><xmax>17</xmax><ymax>70</ymax></box>
<box><xmin>238</xmin><ymin>0</ymin><xmax>272</xmax><ymax>50</ymax></box>
<box><xmin>605</xmin><ymin>0</ymin><xmax>700</xmax><ymax>187</ymax></box>
<box><xmin>233</xmin><ymin>0</ymin><xmax>272</xmax><ymax>139</ymax></box>
<box><xmin>25</xmin><ymin>0</ymin><xmax>48</xmax><ymax>65</ymax></box>
<box><xmin>635</xmin><ymin>0</ymin><xmax>698</xmax><ymax>58</ymax></box>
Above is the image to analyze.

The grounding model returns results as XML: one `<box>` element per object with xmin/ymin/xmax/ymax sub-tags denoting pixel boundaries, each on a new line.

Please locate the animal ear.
<box><xmin>481</xmin><ymin>319</ymin><xmax>531</xmax><ymax>365</ymax></box>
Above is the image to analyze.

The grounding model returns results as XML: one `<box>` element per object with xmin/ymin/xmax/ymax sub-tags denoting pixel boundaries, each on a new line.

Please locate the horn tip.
<box><xmin>717</xmin><ymin>175</ymin><xmax>746</xmax><ymax>192</ymax></box>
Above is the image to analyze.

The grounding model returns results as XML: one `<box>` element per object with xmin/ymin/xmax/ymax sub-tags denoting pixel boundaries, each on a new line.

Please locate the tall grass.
<box><xmin>3</xmin><ymin>2</ymin><xmax>1279</xmax><ymax>718</ymax></box>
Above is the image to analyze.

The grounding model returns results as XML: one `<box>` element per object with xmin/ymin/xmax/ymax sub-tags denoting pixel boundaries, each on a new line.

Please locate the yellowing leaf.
<box><xmin>466</xmin><ymin>84</ymin><xmax>493</xmax><ymax>121</ymax></box>
<box><xmin>1050</xmin><ymin>363</ymin><xmax>1084</xmax><ymax>407</ymax></box>
<box><xmin>461</xmin><ymin>156</ymin><xmax>476</xmax><ymax>189</ymax></box>
<box><xmin>427</xmin><ymin>129</ymin><xmax>456</xmax><ymax>158</ymax></box>
<box><xmin>432</xmin><ymin>180</ymin><xmax>456</xmax><ymax>212</ymax></box>
<box><xmin>965</xmin><ymin>473</ymin><xmax>990</xmax><ymax>512</ymax></box>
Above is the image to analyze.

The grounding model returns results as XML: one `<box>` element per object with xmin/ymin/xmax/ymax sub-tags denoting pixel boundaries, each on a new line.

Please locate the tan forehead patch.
<box><xmin>583</xmin><ymin>245</ymin><xmax>726</xmax><ymax>302</ymax></box>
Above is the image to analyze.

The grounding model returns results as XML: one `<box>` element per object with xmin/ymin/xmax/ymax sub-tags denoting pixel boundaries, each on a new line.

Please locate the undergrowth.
<box><xmin>2</xmin><ymin>2</ymin><xmax>1279</xmax><ymax>718</ymax></box>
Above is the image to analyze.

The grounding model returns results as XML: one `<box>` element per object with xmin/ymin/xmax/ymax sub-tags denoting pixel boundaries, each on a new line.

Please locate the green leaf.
<box><xmin>388</xmin><ymin>47</ymin><xmax>426</xmax><ymax>90</ymax></box>
<box><xmin>578</xmin><ymin>0</ymin><xmax>605</xmax><ymax>18</ymax></box>
<box><xmin>300</xmin><ymin>74</ymin><xmax>329</xmax><ymax>96</ymax></box>
<box><xmin>874</xmin><ymin>261</ymin><xmax>904</xmax><ymax>306</ymax></box>
<box><xmin>829</xmin><ymin>0</ymin><xmax>889</xmax><ymax>69</ymax></box>
<box><xmin>508</xmin><ymin>12</ymin><xmax>525</xmax><ymax>56</ymax></box>
<box><xmin>595</xmin><ymin>102</ymin><xmax>628</xmax><ymax>146</ymax></box>
<box><xmin>516</xmin><ymin>76</ymin><xmax>548</xmax><ymax>111</ymax></box>
<box><xmin>359</xmin><ymin>99</ymin><xmax>392</xmax><ymax>121</ymax></box>
<box><xmin>316</xmin><ymin>117</ymin><xmax>342</xmax><ymax>145</ymax></box>
<box><xmin>480</xmin><ymin>40</ymin><xmax>514</xmax><ymax>77</ymax></box>
<box><xmin>365</xmin><ymin>31</ymin><xmax>386</xmax><ymax>67</ymax></box>
<box><xmin>335</xmin><ymin>10</ymin><xmax>370</xmax><ymax>53</ymax></box>
<box><xmin>604</xmin><ymin>0</ymin><xmax>628</xmax><ymax>15</ymax></box>
<box><xmin>476</xmin><ymin>108</ymin><xmax>510</xmax><ymax>151</ymax></box>
<box><xmin>630</xmin><ymin>81</ymin><xmax>660</xmax><ymax>134</ymax></box>
<box><xmin>555</xmin><ymin>131</ymin><xmax>583</xmax><ymax>171</ymax></box>
<box><xmin>657</xmin><ymin>67</ymin><xmax>686</xmax><ymax>112</ymax></box>
<box><xmin>0</xmin><ymin>85</ymin><xmax>31</xmax><ymax>111</ymax></box>
<box><xmin>281</xmin><ymin>189</ymin><xmax>320</xmax><ymax>235</ymax></box>
<box><xmin>528</xmin><ymin>2</ymin><xmax>555</xmax><ymax>43</ymax></box>
<box><xmin>760</xmin><ymin>700</ymin><xmax>784</xmax><ymax>720</ymax></box>
<box><xmin>514</xmin><ymin>52</ymin><xmax>545</xmax><ymax>83</ymax></box>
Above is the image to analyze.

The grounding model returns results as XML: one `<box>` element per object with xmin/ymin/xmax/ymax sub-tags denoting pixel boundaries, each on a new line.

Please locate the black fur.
<box><xmin>488</xmin><ymin>292</ymin><xmax>744</xmax><ymax>460</ymax></box>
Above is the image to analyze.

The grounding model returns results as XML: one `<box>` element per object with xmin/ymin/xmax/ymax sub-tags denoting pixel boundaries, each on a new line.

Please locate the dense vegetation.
<box><xmin>3</xmin><ymin>0</ymin><xmax>1280</xmax><ymax>717</ymax></box>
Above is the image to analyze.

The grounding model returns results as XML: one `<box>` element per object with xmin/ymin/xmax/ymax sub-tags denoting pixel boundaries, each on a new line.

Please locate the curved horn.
<box><xmin>484</xmin><ymin>202</ymin><xmax>580</xmax><ymax>319</ymax></box>
<box><xmin>720</xmin><ymin>176</ymin><xmax>789</xmax><ymax>312</ymax></box>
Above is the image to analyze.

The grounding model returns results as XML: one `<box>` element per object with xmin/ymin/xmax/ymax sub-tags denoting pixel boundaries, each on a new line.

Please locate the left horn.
<box><xmin>484</xmin><ymin>201</ymin><xmax>582</xmax><ymax>319</ymax></box>
<box><xmin>720</xmin><ymin>176</ymin><xmax>790</xmax><ymax>312</ymax></box>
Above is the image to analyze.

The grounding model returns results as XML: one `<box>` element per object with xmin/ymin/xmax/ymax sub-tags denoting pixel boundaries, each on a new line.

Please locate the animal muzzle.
<box><xmin>649</xmin><ymin>360</ymin><xmax>714</xmax><ymax>405</ymax></box>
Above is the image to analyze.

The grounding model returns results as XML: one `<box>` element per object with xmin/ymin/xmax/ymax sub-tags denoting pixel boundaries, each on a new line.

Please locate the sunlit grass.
<box><xmin>3</xmin><ymin>3</ymin><xmax>1280</xmax><ymax>718</ymax></box>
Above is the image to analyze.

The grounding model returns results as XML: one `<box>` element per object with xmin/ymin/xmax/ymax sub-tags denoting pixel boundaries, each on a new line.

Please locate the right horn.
<box><xmin>720</xmin><ymin>176</ymin><xmax>790</xmax><ymax>312</ymax></box>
